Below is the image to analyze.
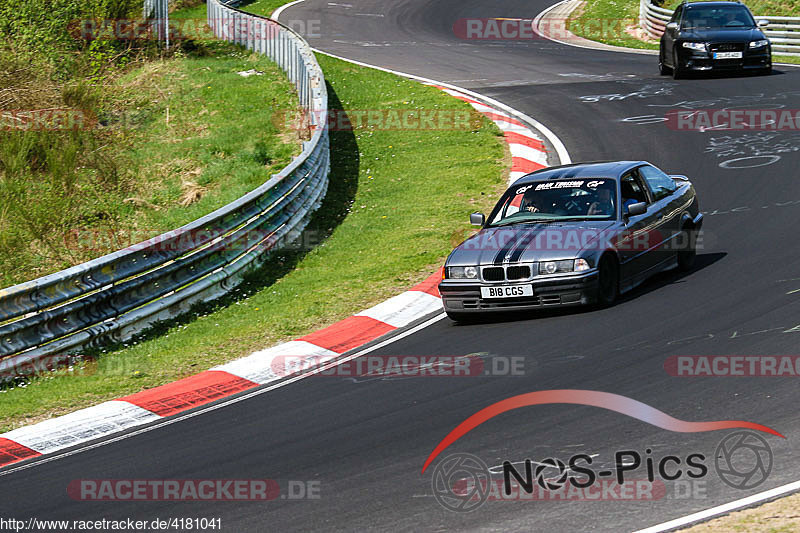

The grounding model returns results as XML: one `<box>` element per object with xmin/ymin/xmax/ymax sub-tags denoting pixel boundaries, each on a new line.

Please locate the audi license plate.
<box><xmin>480</xmin><ymin>285</ymin><xmax>534</xmax><ymax>299</ymax></box>
<box><xmin>713</xmin><ymin>51</ymin><xmax>742</xmax><ymax>59</ymax></box>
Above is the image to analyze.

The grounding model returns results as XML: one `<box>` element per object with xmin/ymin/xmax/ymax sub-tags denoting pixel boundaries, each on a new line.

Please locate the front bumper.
<box><xmin>438</xmin><ymin>269</ymin><xmax>599</xmax><ymax>313</ymax></box>
<box><xmin>677</xmin><ymin>47</ymin><xmax>771</xmax><ymax>72</ymax></box>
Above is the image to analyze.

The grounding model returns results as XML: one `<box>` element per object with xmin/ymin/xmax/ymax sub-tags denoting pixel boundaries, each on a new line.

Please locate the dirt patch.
<box><xmin>680</xmin><ymin>492</ymin><xmax>800</xmax><ymax>532</ymax></box>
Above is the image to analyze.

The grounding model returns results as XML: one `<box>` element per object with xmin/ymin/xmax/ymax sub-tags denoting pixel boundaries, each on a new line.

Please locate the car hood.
<box><xmin>680</xmin><ymin>28</ymin><xmax>765</xmax><ymax>43</ymax></box>
<box><xmin>447</xmin><ymin>221</ymin><xmax>617</xmax><ymax>266</ymax></box>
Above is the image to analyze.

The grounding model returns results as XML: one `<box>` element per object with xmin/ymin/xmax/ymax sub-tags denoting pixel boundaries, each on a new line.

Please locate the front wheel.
<box><xmin>596</xmin><ymin>255</ymin><xmax>619</xmax><ymax>307</ymax></box>
<box><xmin>672</xmin><ymin>50</ymin><xmax>684</xmax><ymax>79</ymax></box>
<box><xmin>659</xmin><ymin>49</ymin><xmax>671</xmax><ymax>75</ymax></box>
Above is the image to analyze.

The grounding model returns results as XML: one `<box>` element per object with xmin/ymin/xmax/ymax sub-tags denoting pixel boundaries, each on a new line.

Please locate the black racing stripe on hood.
<box><xmin>492</xmin><ymin>227</ymin><xmax>541</xmax><ymax>265</ymax></box>
<box><xmin>508</xmin><ymin>225</ymin><xmax>546</xmax><ymax>263</ymax></box>
<box><xmin>493</xmin><ymin>228</ymin><xmax>529</xmax><ymax>265</ymax></box>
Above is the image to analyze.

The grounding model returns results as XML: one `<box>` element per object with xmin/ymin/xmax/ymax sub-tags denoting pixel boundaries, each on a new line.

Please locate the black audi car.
<box><xmin>438</xmin><ymin>161</ymin><xmax>703</xmax><ymax>321</ymax></box>
<box><xmin>659</xmin><ymin>1</ymin><xmax>771</xmax><ymax>78</ymax></box>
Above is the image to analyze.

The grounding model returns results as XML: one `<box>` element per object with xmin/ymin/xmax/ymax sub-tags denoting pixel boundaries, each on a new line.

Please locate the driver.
<box><xmin>721</xmin><ymin>9</ymin><xmax>745</xmax><ymax>26</ymax></box>
<box><xmin>522</xmin><ymin>194</ymin><xmax>548</xmax><ymax>213</ymax></box>
<box><xmin>587</xmin><ymin>188</ymin><xmax>614</xmax><ymax>216</ymax></box>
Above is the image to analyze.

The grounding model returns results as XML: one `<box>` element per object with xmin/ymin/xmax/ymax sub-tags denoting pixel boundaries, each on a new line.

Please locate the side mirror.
<box><xmin>469</xmin><ymin>212</ymin><xmax>485</xmax><ymax>226</ymax></box>
<box><xmin>625</xmin><ymin>202</ymin><xmax>647</xmax><ymax>217</ymax></box>
<box><xmin>666</xmin><ymin>22</ymin><xmax>679</xmax><ymax>31</ymax></box>
<box><xmin>757</xmin><ymin>19</ymin><xmax>769</xmax><ymax>27</ymax></box>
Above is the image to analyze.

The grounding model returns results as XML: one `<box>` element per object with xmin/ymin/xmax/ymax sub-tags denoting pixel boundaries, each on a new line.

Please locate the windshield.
<box><xmin>488</xmin><ymin>178</ymin><xmax>617</xmax><ymax>227</ymax></box>
<box><xmin>682</xmin><ymin>6</ymin><xmax>756</xmax><ymax>30</ymax></box>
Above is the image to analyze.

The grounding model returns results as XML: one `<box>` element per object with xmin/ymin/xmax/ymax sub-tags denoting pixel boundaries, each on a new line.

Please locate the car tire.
<box><xmin>677</xmin><ymin>224</ymin><xmax>697</xmax><ymax>271</ymax></box>
<box><xmin>760</xmin><ymin>66</ymin><xmax>772</xmax><ymax>76</ymax></box>
<box><xmin>672</xmin><ymin>50</ymin><xmax>683</xmax><ymax>80</ymax></box>
<box><xmin>596</xmin><ymin>255</ymin><xmax>619</xmax><ymax>307</ymax></box>
<box><xmin>659</xmin><ymin>50</ymin><xmax>671</xmax><ymax>75</ymax></box>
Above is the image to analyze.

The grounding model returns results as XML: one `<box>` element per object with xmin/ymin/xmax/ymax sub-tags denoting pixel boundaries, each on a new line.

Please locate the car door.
<box><xmin>617</xmin><ymin>169</ymin><xmax>665</xmax><ymax>288</ymax></box>
<box><xmin>662</xmin><ymin>4</ymin><xmax>683</xmax><ymax>64</ymax></box>
<box><xmin>638</xmin><ymin>164</ymin><xmax>683</xmax><ymax>264</ymax></box>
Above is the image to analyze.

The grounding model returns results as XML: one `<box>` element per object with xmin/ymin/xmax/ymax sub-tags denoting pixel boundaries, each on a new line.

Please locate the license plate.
<box><xmin>713</xmin><ymin>51</ymin><xmax>742</xmax><ymax>59</ymax></box>
<box><xmin>480</xmin><ymin>285</ymin><xmax>534</xmax><ymax>299</ymax></box>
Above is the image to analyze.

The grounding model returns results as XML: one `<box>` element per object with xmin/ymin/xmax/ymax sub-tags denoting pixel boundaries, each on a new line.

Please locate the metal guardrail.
<box><xmin>143</xmin><ymin>0</ymin><xmax>170</xmax><ymax>47</ymax></box>
<box><xmin>0</xmin><ymin>0</ymin><xmax>330</xmax><ymax>377</ymax></box>
<box><xmin>640</xmin><ymin>0</ymin><xmax>800</xmax><ymax>56</ymax></box>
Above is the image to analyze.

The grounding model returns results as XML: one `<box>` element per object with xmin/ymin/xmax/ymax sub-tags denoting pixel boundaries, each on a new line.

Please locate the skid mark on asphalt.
<box><xmin>579</xmin><ymin>84</ymin><xmax>800</xmax><ymax>168</ymax></box>
<box><xmin>704</xmin><ymin>132</ymin><xmax>800</xmax><ymax>168</ymax></box>
<box><xmin>612</xmin><ymin>323</ymin><xmax>800</xmax><ymax>354</ymax></box>
<box><xmin>703</xmin><ymin>198</ymin><xmax>800</xmax><ymax>217</ymax></box>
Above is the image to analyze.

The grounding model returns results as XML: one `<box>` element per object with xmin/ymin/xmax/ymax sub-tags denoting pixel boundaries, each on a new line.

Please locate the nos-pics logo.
<box><xmin>431</xmin><ymin>431</ymin><xmax>774</xmax><ymax>512</ymax></box>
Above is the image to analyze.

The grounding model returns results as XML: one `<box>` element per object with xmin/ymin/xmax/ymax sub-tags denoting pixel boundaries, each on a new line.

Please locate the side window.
<box><xmin>620</xmin><ymin>171</ymin><xmax>649</xmax><ymax>211</ymax></box>
<box><xmin>491</xmin><ymin>189</ymin><xmax>523</xmax><ymax>223</ymax></box>
<box><xmin>639</xmin><ymin>165</ymin><xmax>677</xmax><ymax>202</ymax></box>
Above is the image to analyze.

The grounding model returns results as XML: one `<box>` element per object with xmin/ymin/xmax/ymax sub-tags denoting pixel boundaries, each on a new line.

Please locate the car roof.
<box><xmin>512</xmin><ymin>161</ymin><xmax>645</xmax><ymax>185</ymax></box>
<box><xmin>684</xmin><ymin>1</ymin><xmax>748</xmax><ymax>8</ymax></box>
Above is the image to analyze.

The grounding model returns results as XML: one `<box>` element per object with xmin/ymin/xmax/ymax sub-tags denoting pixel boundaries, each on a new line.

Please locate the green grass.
<box><xmin>239</xmin><ymin>0</ymin><xmax>293</xmax><ymax>18</ymax></box>
<box><xmin>0</xmin><ymin>47</ymin><xmax>507</xmax><ymax>431</ymax></box>
<box><xmin>106</xmin><ymin>45</ymin><xmax>301</xmax><ymax>251</ymax></box>
<box><xmin>663</xmin><ymin>0</ymin><xmax>800</xmax><ymax>16</ymax></box>
<box><xmin>0</xmin><ymin>42</ymin><xmax>300</xmax><ymax>287</ymax></box>
<box><xmin>567</xmin><ymin>0</ymin><xmax>800</xmax><ymax>63</ymax></box>
<box><xmin>568</xmin><ymin>0</ymin><xmax>658</xmax><ymax>50</ymax></box>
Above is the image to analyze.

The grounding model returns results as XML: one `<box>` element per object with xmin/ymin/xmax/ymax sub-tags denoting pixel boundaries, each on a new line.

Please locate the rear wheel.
<box><xmin>677</xmin><ymin>224</ymin><xmax>697</xmax><ymax>271</ymax></box>
<box><xmin>596</xmin><ymin>255</ymin><xmax>619</xmax><ymax>307</ymax></box>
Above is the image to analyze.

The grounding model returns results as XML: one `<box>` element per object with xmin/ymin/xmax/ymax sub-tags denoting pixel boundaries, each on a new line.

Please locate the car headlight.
<box><xmin>539</xmin><ymin>260</ymin><xmax>576</xmax><ymax>275</ymax></box>
<box><xmin>682</xmin><ymin>42</ymin><xmax>707</xmax><ymax>51</ymax></box>
<box><xmin>448</xmin><ymin>266</ymin><xmax>478</xmax><ymax>279</ymax></box>
<box><xmin>749</xmin><ymin>39</ymin><xmax>769</xmax><ymax>48</ymax></box>
<box><xmin>538</xmin><ymin>259</ymin><xmax>591</xmax><ymax>274</ymax></box>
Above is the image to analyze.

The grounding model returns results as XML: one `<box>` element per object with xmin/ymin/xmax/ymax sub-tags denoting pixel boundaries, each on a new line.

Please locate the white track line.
<box><xmin>271</xmin><ymin>0</ymin><xmax>307</xmax><ymax>19</ymax></box>
<box><xmin>633</xmin><ymin>479</ymin><xmax>800</xmax><ymax>532</ymax></box>
<box><xmin>286</xmin><ymin>49</ymin><xmax>570</xmax><ymax>164</ymax></box>
<box><xmin>309</xmin><ymin>49</ymin><xmax>571</xmax><ymax>165</ymax></box>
